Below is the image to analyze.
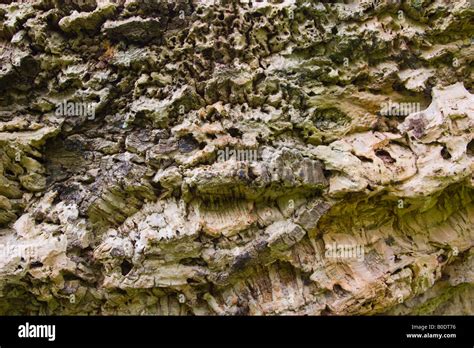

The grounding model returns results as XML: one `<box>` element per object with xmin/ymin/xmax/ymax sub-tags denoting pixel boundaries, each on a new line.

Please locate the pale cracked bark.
<box><xmin>0</xmin><ymin>0</ymin><xmax>473</xmax><ymax>315</ymax></box>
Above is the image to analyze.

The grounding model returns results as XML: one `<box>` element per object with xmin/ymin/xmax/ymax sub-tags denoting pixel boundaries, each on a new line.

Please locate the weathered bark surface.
<box><xmin>0</xmin><ymin>0</ymin><xmax>473</xmax><ymax>315</ymax></box>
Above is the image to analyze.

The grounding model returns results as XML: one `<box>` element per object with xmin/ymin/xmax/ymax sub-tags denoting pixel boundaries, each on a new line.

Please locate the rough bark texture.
<box><xmin>0</xmin><ymin>0</ymin><xmax>473</xmax><ymax>315</ymax></box>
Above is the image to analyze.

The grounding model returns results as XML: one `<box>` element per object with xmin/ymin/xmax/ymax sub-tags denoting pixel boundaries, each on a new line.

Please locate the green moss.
<box><xmin>410</xmin><ymin>283</ymin><xmax>471</xmax><ymax>315</ymax></box>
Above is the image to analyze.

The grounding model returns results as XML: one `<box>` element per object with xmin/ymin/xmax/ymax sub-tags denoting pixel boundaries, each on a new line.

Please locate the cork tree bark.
<box><xmin>0</xmin><ymin>0</ymin><xmax>472</xmax><ymax>315</ymax></box>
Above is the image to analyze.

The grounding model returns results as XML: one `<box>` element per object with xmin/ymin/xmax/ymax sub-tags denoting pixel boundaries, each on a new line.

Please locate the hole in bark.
<box><xmin>228</xmin><ymin>127</ymin><xmax>243</xmax><ymax>138</ymax></box>
<box><xmin>120</xmin><ymin>260</ymin><xmax>133</xmax><ymax>276</ymax></box>
<box><xmin>313</xmin><ymin>108</ymin><xmax>351</xmax><ymax>131</ymax></box>
<box><xmin>186</xmin><ymin>278</ymin><xmax>200</xmax><ymax>285</ymax></box>
<box><xmin>248</xmin><ymin>167</ymin><xmax>258</xmax><ymax>181</ymax></box>
<box><xmin>4</xmin><ymin>168</ymin><xmax>15</xmax><ymax>178</ymax></box>
<box><xmin>441</xmin><ymin>146</ymin><xmax>451</xmax><ymax>160</ymax></box>
<box><xmin>333</xmin><ymin>284</ymin><xmax>348</xmax><ymax>297</ymax></box>
<box><xmin>232</xmin><ymin>252</ymin><xmax>252</xmax><ymax>271</ymax></box>
<box><xmin>63</xmin><ymin>272</ymin><xmax>81</xmax><ymax>281</ymax></box>
<box><xmin>53</xmin><ymin>183</ymin><xmax>81</xmax><ymax>204</ymax></box>
<box><xmin>467</xmin><ymin>140</ymin><xmax>474</xmax><ymax>156</ymax></box>
<box><xmin>356</xmin><ymin>154</ymin><xmax>373</xmax><ymax>163</ymax></box>
<box><xmin>323</xmin><ymin>169</ymin><xmax>332</xmax><ymax>179</ymax></box>
<box><xmin>375</xmin><ymin>149</ymin><xmax>396</xmax><ymax>164</ymax></box>
<box><xmin>202</xmin><ymin>47</ymin><xmax>213</xmax><ymax>60</ymax></box>
<box><xmin>30</xmin><ymin>261</ymin><xmax>43</xmax><ymax>268</ymax></box>
<box><xmin>178</xmin><ymin>134</ymin><xmax>199</xmax><ymax>153</ymax></box>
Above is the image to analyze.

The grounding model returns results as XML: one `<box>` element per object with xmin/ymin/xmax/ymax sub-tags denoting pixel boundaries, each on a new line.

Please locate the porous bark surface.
<box><xmin>0</xmin><ymin>0</ymin><xmax>473</xmax><ymax>315</ymax></box>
